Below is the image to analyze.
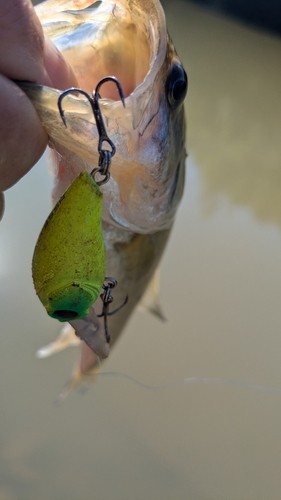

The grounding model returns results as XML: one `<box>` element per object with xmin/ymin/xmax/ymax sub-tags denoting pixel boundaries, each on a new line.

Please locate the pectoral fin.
<box><xmin>36</xmin><ymin>323</ymin><xmax>80</xmax><ymax>359</ymax></box>
<box><xmin>138</xmin><ymin>269</ymin><xmax>167</xmax><ymax>322</ymax></box>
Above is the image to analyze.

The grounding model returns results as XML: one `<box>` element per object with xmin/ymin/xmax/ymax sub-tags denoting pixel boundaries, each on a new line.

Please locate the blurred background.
<box><xmin>189</xmin><ymin>0</ymin><xmax>281</xmax><ymax>37</ymax></box>
<box><xmin>1</xmin><ymin>1</ymin><xmax>281</xmax><ymax>499</ymax></box>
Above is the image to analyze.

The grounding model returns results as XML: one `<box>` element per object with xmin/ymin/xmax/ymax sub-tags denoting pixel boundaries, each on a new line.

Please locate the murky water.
<box><xmin>1</xmin><ymin>1</ymin><xmax>281</xmax><ymax>499</ymax></box>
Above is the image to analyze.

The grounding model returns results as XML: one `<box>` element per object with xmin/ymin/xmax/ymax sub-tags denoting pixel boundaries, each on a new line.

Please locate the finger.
<box><xmin>0</xmin><ymin>75</ymin><xmax>48</xmax><ymax>192</ymax></box>
<box><xmin>0</xmin><ymin>0</ymin><xmax>51</xmax><ymax>85</ymax></box>
<box><xmin>44</xmin><ymin>35</ymin><xmax>78</xmax><ymax>89</ymax></box>
<box><xmin>0</xmin><ymin>0</ymin><xmax>77</xmax><ymax>90</ymax></box>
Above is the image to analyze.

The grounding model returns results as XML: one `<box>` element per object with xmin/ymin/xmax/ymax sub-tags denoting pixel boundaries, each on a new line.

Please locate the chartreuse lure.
<box><xmin>32</xmin><ymin>77</ymin><xmax>125</xmax><ymax>325</ymax></box>
<box><xmin>32</xmin><ymin>171</ymin><xmax>105</xmax><ymax>321</ymax></box>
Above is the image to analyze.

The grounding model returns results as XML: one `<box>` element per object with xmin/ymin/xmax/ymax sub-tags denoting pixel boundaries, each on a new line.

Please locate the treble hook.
<box><xmin>57</xmin><ymin>76</ymin><xmax>125</xmax><ymax>185</ymax></box>
<box><xmin>97</xmin><ymin>277</ymin><xmax>128</xmax><ymax>343</ymax></box>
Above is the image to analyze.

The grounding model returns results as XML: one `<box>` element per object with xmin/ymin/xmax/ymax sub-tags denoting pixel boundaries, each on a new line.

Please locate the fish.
<box><xmin>19</xmin><ymin>0</ymin><xmax>187</xmax><ymax>392</ymax></box>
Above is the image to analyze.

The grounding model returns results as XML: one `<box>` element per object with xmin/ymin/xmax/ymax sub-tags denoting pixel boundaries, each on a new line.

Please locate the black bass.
<box><xmin>20</xmin><ymin>0</ymin><xmax>187</xmax><ymax>390</ymax></box>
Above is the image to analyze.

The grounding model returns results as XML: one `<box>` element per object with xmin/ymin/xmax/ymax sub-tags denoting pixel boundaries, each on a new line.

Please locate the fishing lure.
<box><xmin>32</xmin><ymin>77</ymin><xmax>125</xmax><ymax>326</ymax></box>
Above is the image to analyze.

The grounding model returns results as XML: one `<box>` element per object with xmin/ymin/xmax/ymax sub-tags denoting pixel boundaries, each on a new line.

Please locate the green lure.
<box><xmin>32</xmin><ymin>171</ymin><xmax>106</xmax><ymax>322</ymax></box>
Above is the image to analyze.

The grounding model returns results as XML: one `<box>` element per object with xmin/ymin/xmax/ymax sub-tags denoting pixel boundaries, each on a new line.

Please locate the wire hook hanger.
<box><xmin>58</xmin><ymin>76</ymin><xmax>125</xmax><ymax>185</ymax></box>
<box><xmin>97</xmin><ymin>278</ymin><xmax>128</xmax><ymax>343</ymax></box>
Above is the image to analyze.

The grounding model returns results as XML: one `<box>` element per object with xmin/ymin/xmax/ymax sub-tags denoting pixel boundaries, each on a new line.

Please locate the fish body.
<box><xmin>20</xmin><ymin>0</ymin><xmax>187</xmax><ymax>382</ymax></box>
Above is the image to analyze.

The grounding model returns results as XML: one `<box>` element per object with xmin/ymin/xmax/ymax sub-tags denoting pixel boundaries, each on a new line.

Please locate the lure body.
<box><xmin>32</xmin><ymin>171</ymin><xmax>105</xmax><ymax>321</ymax></box>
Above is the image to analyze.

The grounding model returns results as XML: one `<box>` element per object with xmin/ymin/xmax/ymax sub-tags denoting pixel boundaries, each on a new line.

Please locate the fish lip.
<box><xmin>99</xmin><ymin>0</ymin><xmax>168</xmax><ymax>130</ymax></box>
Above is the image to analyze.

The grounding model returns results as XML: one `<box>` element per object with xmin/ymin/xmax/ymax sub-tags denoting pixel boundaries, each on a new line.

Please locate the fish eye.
<box><xmin>167</xmin><ymin>64</ymin><xmax>188</xmax><ymax>108</ymax></box>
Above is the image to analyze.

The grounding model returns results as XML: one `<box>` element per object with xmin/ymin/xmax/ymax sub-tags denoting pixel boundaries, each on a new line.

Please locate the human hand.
<box><xmin>0</xmin><ymin>0</ymin><xmax>78</xmax><ymax>219</ymax></box>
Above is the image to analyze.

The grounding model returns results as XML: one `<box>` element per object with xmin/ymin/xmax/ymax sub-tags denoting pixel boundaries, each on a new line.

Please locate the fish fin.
<box><xmin>36</xmin><ymin>323</ymin><xmax>81</xmax><ymax>359</ymax></box>
<box><xmin>54</xmin><ymin>342</ymin><xmax>100</xmax><ymax>405</ymax></box>
<box><xmin>138</xmin><ymin>269</ymin><xmax>167</xmax><ymax>322</ymax></box>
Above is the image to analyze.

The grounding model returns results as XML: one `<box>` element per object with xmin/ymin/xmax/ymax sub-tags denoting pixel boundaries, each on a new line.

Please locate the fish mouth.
<box><xmin>38</xmin><ymin>0</ymin><xmax>167</xmax><ymax>129</ymax></box>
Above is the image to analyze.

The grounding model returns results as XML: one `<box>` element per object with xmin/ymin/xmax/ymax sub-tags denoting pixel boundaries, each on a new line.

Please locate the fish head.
<box><xmin>101</xmin><ymin>28</ymin><xmax>187</xmax><ymax>234</ymax></box>
<box><xmin>26</xmin><ymin>0</ymin><xmax>187</xmax><ymax>234</ymax></box>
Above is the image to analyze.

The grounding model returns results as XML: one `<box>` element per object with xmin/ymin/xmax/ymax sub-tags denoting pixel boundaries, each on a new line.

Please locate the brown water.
<box><xmin>1</xmin><ymin>1</ymin><xmax>281</xmax><ymax>499</ymax></box>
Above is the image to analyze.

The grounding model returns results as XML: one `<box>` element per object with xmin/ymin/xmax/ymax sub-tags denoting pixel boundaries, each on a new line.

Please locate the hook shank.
<box><xmin>57</xmin><ymin>76</ymin><xmax>125</xmax><ymax>185</ymax></box>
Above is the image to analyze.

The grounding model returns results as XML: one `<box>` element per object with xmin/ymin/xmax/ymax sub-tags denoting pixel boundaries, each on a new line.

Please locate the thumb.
<box><xmin>44</xmin><ymin>35</ymin><xmax>78</xmax><ymax>89</ymax></box>
<box><xmin>0</xmin><ymin>0</ymin><xmax>77</xmax><ymax>89</ymax></box>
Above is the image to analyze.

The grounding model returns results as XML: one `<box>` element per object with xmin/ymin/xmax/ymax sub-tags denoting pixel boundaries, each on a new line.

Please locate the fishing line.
<box><xmin>55</xmin><ymin>360</ymin><xmax>281</xmax><ymax>405</ymax></box>
<box><xmin>94</xmin><ymin>371</ymin><xmax>281</xmax><ymax>396</ymax></box>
